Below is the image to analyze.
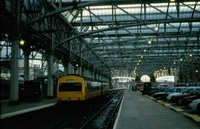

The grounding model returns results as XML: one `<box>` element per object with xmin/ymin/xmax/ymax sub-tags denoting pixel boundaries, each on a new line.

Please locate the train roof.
<box><xmin>66</xmin><ymin>74</ymin><xmax>105</xmax><ymax>83</ymax></box>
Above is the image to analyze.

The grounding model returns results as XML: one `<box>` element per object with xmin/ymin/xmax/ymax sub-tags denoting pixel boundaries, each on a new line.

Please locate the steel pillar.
<box><xmin>9</xmin><ymin>39</ymin><xmax>19</xmax><ymax>104</ymax></box>
<box><xmin>47</xmin><ymin>54</ymin><xmax>54</xmax><ymax>98</ymax></box>
<box><xmin>77</xmin><ymin>67</ymin><xmax>82</xmax><ymax>76</ymax></box>
<box><xmin>24</xmin><ymin>52</ymin><xmax>29</xmax><ymax>81</ymax></box>
<box><xmin>64</xmin><ymin>65</ymin><xmax>68</xmax><ymax>75</ymax></box>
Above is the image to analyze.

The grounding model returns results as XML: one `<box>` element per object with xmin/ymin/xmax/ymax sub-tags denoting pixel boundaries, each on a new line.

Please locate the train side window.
<box><xmin>87</xmin><ymin>83</ymin><xmax>91</xmax><ymax>92</ymax></box>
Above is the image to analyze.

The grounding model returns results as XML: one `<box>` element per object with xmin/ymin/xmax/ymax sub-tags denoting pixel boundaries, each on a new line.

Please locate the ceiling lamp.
<box><xmin>154</xmin><ymin>26</ymin><xmax>159</xmax><ymax>31</ymax></box>
<box><xmin>20</xmin><ymin>39</ymin><xmax>25</xmax><ymax>45</ymax></box>
<box><xmin>180</xmin><ymin>58</ymin><xmax>183</xmax><ymax>61</ymax></box>
<box><xmin>170</xmin><ymin>0</ymin><xmax>175</xmax><ymax>2</ymax></box>
<box><xmin>189</xmin><ymin>53</ymin><xmax>193</xmax><ymax>57</ymax></box>
<box><xmin>144</xmin><ymin>49</ymin><xmax>146</xmax><ymax>52</ymax></box>
<box><xmin>148</xmin><ymin>40</ymin><xmax>151</xmax><ymax>44</ymax></box>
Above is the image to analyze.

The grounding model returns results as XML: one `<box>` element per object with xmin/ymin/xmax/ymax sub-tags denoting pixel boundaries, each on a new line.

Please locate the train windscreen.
<box><xmin>59</xmin><ymin>83</ymin><xmax>82</xmax><ymax>91</ymax></box>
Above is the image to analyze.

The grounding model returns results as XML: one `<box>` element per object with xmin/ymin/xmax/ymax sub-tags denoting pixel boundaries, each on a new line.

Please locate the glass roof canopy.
<box><xmin>2</xmin><ymin>0</ymin><xmax>199</xmax><ymax>78</ymax></box>
<box><xmin>57</xmin><ymin>0</ymin><xmax>200</xmax><ymax>76</ymax></box>
<box><xmin>55</xmin><ymin>0</ymin><xmax>200</xmax><ymax>74</ymax></box>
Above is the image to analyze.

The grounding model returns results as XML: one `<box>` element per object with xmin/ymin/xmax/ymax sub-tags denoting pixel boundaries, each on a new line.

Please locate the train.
<box><xmin>57</xmin><ymin>74</ymin><xmax>110</xmax><ymax>101</ymax></box>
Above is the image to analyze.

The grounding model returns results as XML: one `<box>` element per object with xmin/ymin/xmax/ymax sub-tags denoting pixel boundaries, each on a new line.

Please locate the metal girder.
<box><xmin>1</xmin><ymin>0</ymin><xmax>200</xmax><ymax>78</ymax></box>
<box><xmin>65</xmin><ymin>1</ymin><xmax>200</xmax><ymax>76</ymax></box>
<box><xmin>57</xmin><ymin>18</ymin><xmax>200</xmax><ymax>45</ymax></box>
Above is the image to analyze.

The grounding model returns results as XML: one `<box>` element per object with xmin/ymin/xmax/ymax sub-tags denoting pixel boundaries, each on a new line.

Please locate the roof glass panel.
<box><xmin>119</xmin><ymin>5</ymin><xmax>141</xmax><ymax>14</ymax></box>
<box><xmin>150</xmin><ymin>3</ymin><xmax>168</xmax><ymax>12</ymax></box>
<box><xmin>36</xmin><ymin>1</ymin><xmax>200</xmax><ymax>75</ymax></box>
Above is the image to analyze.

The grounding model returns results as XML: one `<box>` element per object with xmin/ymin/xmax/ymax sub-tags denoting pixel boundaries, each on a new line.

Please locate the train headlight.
<box><xmin>78</xmin><ymin>96</ymin><xmax>81</xmax><ymax>100</ymax></box>
<box><xmin>59</xmin><ymin>96</ymin><xmax>62</xmax><ymax>99</ymax></box>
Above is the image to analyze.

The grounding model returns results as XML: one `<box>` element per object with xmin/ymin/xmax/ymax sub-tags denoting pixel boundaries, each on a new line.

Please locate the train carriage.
<box><xmin>85</xmin><ymin>81</ymin><xmax>102</xmax><ymax>99</ymax></box>
<box><xmin>101</xmin><ymin>82</ymin><xmax>110</xmax><ymax>94</ymax></box>
<box><xmin>57</xmin><ymin>74</ymin><xmax>109</xmax><ymax>101</ymax></box>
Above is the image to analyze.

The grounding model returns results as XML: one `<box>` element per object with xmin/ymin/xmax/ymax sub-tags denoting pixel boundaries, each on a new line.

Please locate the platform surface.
<box><xmin>1</xmin><ymin>98</ymin><xmax>57</xmax><ymax>119</ymax></box>
<box><xmin>114</xmin><ymin>90</ymin><xmax>200</xmax><ymax>129</ymax></box>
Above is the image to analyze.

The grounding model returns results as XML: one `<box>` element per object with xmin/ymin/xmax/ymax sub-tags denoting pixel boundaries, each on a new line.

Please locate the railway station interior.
<box><xmin>1</xmin><ymin>0</ymin><xmax>200</xmax><ymax>129</ymax></box>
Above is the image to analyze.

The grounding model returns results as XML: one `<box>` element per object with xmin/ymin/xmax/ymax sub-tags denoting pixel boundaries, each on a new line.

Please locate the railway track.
<box><xmin>78</xmin><ymin>90</ymin><xmax>125</xmax><ymax>129</ymax></box>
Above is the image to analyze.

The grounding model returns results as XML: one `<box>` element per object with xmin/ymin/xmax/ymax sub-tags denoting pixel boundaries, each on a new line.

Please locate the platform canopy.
<box><xmin>1</xmin><ymin>0</ymin><xmax>200</xmax><ymax>77</ymax></box>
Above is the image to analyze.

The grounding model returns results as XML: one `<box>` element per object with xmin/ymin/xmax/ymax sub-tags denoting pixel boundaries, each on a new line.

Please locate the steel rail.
<box><xmin>79</xmin><ymin>90</ymin><xmax>125</xmax><ymax>129</ymax></box>
<box><xmin>104</xmin><ymin>90</ymin><xmax>125</xmax><ymax>129</ymax></box>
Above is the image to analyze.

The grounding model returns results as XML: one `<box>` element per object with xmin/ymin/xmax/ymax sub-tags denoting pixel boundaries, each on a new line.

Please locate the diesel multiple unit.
<box><xmin>57</xmin><ymin>74</ymin><xmax>110</xmax><ymax>101</ymax></box>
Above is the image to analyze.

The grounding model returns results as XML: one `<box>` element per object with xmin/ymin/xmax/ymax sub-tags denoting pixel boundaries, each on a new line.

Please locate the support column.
<box><xmin>47</xmin><ymin>54</ymin><xmax>54</xmax><ymax>98</ymax></box>
<box><xmin>64</xmin><ymin>62</ymin><xmax>71</xmax><ymax>75</ymax></box>
<box><xmin>24</xmin><ymin>52</ymin><xmax>29</xmax><ymax>81</ymax></box>
<box><xmin>149</xmin><ymin>74</ymin><xmax>155</xmax><ymax>83</ymax></box>
<box><xmin>74</xmin><ymin>65</ymin><xmax>79</xmax><ymax>75</ymax></box>
<box><xmin>178</xmin><ymin>72</ymin><xmax>183</xmax><ymax>83</ymax></box>
<box><xmin>64</xmin><ymin>65</ymin><xmax>68</xmax><ymax>75</ymax></box>
<box><xmin>9</xmin><ymin>39</ymin><xmax>19</xmax><ymax>104</ymax></box>
<box><xmin>103</xmin><ymin>75</ymin><xmax>105</xmax><ymax>81</ymax></box>
<box><xmin>86</xmin><ymin>69</ymin><xmax>90</xmax><ymax>78</ymax></box>
<box><xmin>97</xmin><ymin>74</ymin><xmax>99</xmax><ymax>80</ymax></box>
<box><xmin>71</xmin><ymin>65</ymin><xmax>74</xmax><ymax>74</ymax></box>
<box><xmin>186</xmin><ymin>69</ymin><xmax>191</xmax><ymax>82</ymax></box>
<box><xmin>78</xmin><ymin>67</ymin><xmax>82</xmax><ymax>76</ymax></box>
<box><xmin>98</xmin><ymin>73</ymin><xmax>101</xmax><ymax>80</ymax></box>
<box><xmin>94</xmin><ymin>72</ymin><xmax>97</xmax><ymax>80</ymax></box>
<box><xmin>67</xmin><ymin>63</ymin><xmax>72</xmax><ymax>74</ymax></box>
<box><xmin>9</xmin><ymin>0</ymin><xmax>21</xmax><ymax>104</ymax></box>
<box><xmin>82</xmin><ymin>67</ymin><xmax>86</xmax><ymax>76</ymax></box>
<box><xmin>92</xmin><ymin>71</ymin><xmax>95</xmax><ymax>79</ymax></box>
<box><xmin>183</xmin><ymin>72</ymin><xmax>187</xmax><ymax>83</ymax></box>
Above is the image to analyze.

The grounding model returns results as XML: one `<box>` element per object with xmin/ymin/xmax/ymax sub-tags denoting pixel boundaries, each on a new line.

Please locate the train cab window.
<box><xmin>59</xmin><ymin>83</ymin><xmax>82</xmax><ymax>91</ymax></box>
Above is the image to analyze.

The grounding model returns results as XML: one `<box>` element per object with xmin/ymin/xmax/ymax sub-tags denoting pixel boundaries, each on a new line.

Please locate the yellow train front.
<box><xmin>57</xmin><ymin>74</ymin><xmax>109</xmax><ymax>101</ymax></box>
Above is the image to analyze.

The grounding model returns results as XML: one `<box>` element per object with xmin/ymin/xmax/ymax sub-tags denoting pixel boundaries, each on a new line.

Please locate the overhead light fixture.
<box><xmin>170</xmin><ymin>0</ymin><xmax>175</xmax><ymax>2</ymax></box>
<box><xmin>189</xmin><ymin>53</ymin><xmax>193</xmax><ymax>57</ymax></box>
<box><xmin>154</xmin><ymin>26</ymin><xmax>159</xmax><ymax>31</ymax></box>
<box><xmin>141</xmin><ymin>56</ymin><xmax>143</xmax><ymax>58</ymax></box>
<box><xmin>20</xmin><ymin>39</ymin><xmax>25</xmax><ymax>45</ymax></box>
<box><xmin>180</xmin><ymin>58</ymin><xmax>183</xmax><ymax>61</ymax></box>
<box><xmin>148</xmin><ymin>40</ymin><xmax>151</xmax><ymax>44</ymax></box>
<box><xmin>196</xmin><ymin>70</ymin><xmax>198</xmax><ymax>73</ymax></box>
<box><xmin>138</xmin><ymin>60</ymin><xmax>141</xmax><ymax>62</ymax></box>
<box><xmin>144</xmin><ymin>49</ymin><xmax>146</xmax><ymax>52</ymax></box>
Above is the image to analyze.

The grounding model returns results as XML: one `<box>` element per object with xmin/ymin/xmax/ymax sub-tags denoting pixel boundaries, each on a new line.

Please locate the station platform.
<box><xmin>1</xmin><ymin>98</ymin><xmax>57</xmax><ymax>119</ymax></box>
<box><xmin>114</xmin><ymin>90</ymin><xmax>200</xmax><ymax>129</ymax></box>
<box><xmin>1</xmin><ymin>91</ymin><xmax>200</xmax><ymax>129</ymax></box>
